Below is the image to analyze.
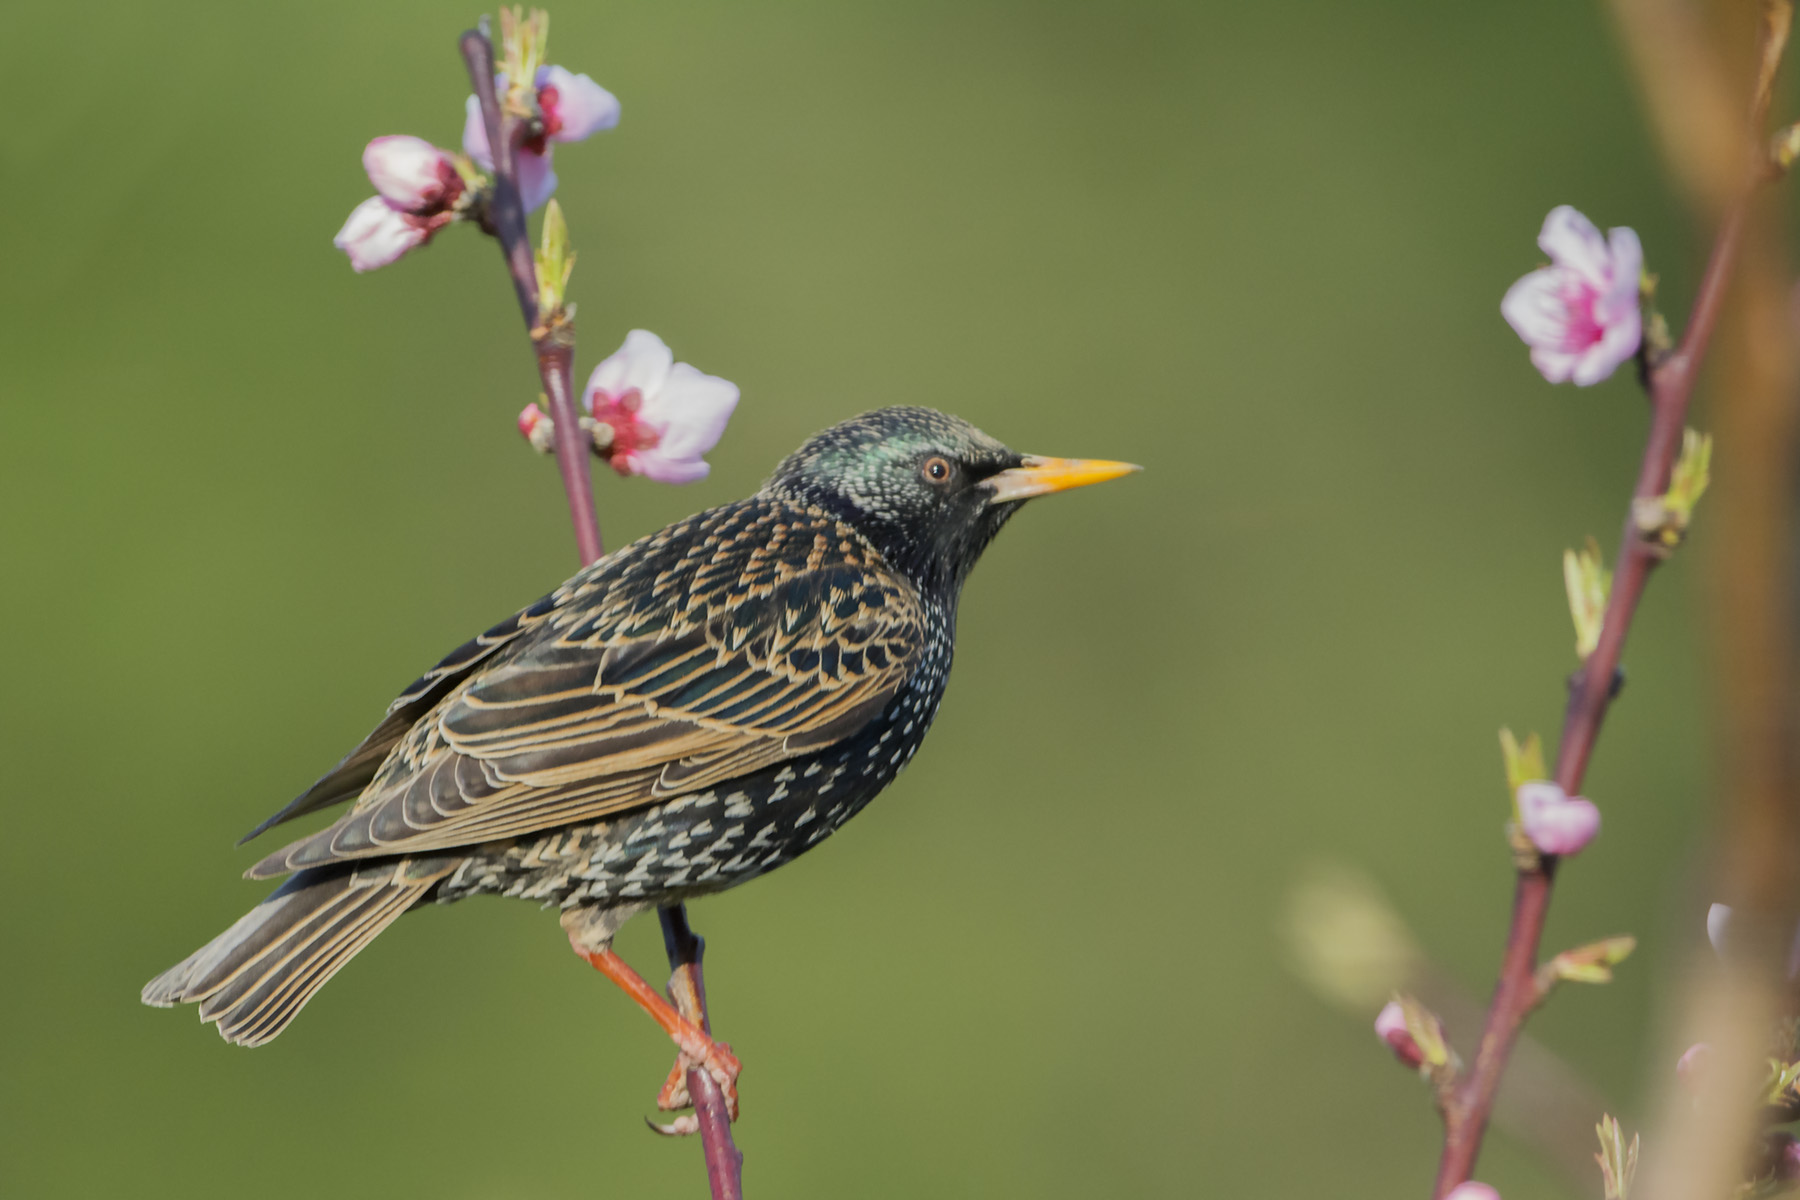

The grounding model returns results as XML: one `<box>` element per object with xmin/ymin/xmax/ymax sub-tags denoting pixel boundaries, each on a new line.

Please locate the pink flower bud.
<box><xmin>1374</xmin><ymin>1001</ymin><xmax>1424</xmax><ymax>1070</ymax></box>
<box><xmin>518</xmin><ymin>402</ymin><xmax>556</xmax><ymax>453</ymax></box>
<box><xmin>1445</xmin><ymin>1185</ymin><xmax>1500</xmax><ymax>1200</ymax></box>
<box><xmin>535</xmin><ymin>65</ymin><xmax>620</xmax><ymax>143</ymax></box>
<box><xmin>362</xmin><ymin>136</ymin><xmax>464</xmax><ymax>214</ymax></box>
<box><xmin>583</xmin><ymin>330</ymin><xmax>739</xmax><ymax>484</ymax></box>
<box><xmin>1501</xmin><ymin>206</ymin><xmax>1643</xmax><ymax>386</ymax></box>
<box><xmin>332</xmin><ymin>197</ymin><xmax>451</xmax><ymax>272</ymax></box>
<box><xmin>1516</xmin><ymin>780</ymin><xmax>1600</xmax><ymax>856</ymax></box>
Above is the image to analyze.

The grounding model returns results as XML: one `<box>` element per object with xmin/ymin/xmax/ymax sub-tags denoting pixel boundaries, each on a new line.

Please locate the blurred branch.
<box><xmin>459</xmin><ymin>23</ymin><xmax>744</xmax><ymax>1199</ymax></box>
<box><xmin>1617</xmin><ymin>0</ymin><xmax>1800</xmax><ymax>1193</ymax></box>
<box><xmin>1430</xmin><ymin>5</ymin><xmax>1793</xmax><ymax>1194</ymax></box>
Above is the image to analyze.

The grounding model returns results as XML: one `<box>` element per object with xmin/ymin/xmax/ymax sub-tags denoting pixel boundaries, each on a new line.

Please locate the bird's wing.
<box><xmin>249</xmin><ymin>546</ymin><xmax>924</xmax><ymax>878</ymax></box>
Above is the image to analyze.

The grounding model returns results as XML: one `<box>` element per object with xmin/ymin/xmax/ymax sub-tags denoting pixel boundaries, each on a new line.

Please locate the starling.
<box><xmin>143</xmin><ymin>406</ymin><xmax>1136</xmax><ymax>1107</ymax></box>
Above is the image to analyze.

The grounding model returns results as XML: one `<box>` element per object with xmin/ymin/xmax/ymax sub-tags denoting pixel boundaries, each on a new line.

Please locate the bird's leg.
<box><xmin>648</xmin><ymin>955</ymin><xmax>710</xmax><ymax>1120</ymax></box>
<box><xmin>573</xmin><ymin>941</ymin><xmax>741</xmax><ymax>1124</ymax></box>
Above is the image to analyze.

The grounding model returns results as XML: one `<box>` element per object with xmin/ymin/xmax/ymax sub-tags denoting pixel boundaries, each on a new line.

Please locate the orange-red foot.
<box><xmin>648</xmin><ymin>1046</ymin><xmax>741</xmax><ymax>1136</ymax></box>
<box><xmin>573</xmin><ymin>943</ymin><xmax>741</xmax><ymax>1133</ymax></box>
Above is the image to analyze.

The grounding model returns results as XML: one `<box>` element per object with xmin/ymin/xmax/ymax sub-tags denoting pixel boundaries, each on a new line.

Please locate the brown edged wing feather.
<box><xmin>248</xmin><ymin>501</ymin><xmax>923</xmax><ymax>879</ymax></box>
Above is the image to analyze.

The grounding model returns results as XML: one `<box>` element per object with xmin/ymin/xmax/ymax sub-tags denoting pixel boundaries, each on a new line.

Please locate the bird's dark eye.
<box><xmin>922</xmin><ymin>456</ymin><xmax>952</xmax><ymax>484</ymax></box>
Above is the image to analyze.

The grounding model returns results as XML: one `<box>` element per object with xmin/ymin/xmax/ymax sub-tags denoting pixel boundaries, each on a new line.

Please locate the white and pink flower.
<box><xmin>362</xmin><ymin>136</ymin><xmax>464</xmax><ymax>214</ymax></box>
<box><xmin>463</xmin><ymin>66</ymin><xmax>619</xmax><ymax>214</ymax></box>
<box><xmin>333</xmin><ymin>197</ymin><xmax>454</xmax><ymax>273</ymax></box>
<box><xmin>1515</xmin><ymin>780</ymin><xmax>1600</xmax><ymax>857</ymax></box>
<box><xmin>1502</xmin><ymin>206</ymin><xmax>1643</xmax><ymax>386</ymax></box>
<box><xmin>582</xmin><ymin>330</ymin><xmax>738</xmax><ymax>483</ymax></box>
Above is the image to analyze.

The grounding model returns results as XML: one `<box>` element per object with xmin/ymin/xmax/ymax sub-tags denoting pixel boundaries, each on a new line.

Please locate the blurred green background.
<box><xmin>0</xmin><ymin>1</ymin><xmax>1724</xmax><ymax>1196</ymax></box>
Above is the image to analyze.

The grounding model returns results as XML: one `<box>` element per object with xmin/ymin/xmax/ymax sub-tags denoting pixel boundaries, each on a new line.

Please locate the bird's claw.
<box><xmin>646</xmin><ymin>1041</ymin><xmax>740</xmax><ymax>1133</ymax></box>
<box><xmin>646</xmin><ymin>1113</ymin><xmax>701</xmax><ymax>1137</ymax></box>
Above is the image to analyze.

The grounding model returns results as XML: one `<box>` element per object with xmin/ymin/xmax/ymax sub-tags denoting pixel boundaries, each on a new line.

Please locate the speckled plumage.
<box><xmin>143</xmin><ymin>407</ymin><xmax>1123</xmax><ymax>1048</ymax></box>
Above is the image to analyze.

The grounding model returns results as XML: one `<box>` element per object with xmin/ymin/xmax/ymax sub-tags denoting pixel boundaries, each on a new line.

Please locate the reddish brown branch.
<box><xmin>459</xmin><ymin>30</ymin><xmax>603</xmax><ymax>566</ymax></box>
<box><xmin>1428</xmin><ymin>17</ymin><xmax>1782</xmax><ymax>1190</ymax></box>
<box><xmin>459</xmin><ymin>25</ymin><xmax>743</xmax><ymax>1197</ymax></box>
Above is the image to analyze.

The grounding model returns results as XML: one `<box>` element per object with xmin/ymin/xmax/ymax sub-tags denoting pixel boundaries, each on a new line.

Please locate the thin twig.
<box><xmin>459</xmin><ymin>24</ymin><xmax>744</xmax><ymax>1198</ymax></box>
<box><xmin>1429</xmin><ymin>10</ymin><xmax>1789</xmax><ymax>1192</ymax></box>
<box><xmin>460</xmin><ymin>29</ymin><xmax>604</xmax><ymax>566</ymax></box>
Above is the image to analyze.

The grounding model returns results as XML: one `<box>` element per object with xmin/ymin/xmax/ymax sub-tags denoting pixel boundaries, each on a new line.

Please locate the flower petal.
<box><xmin>645</xmin><ymin>362</ymin><xmax>739</xmax><ymax>458</ymax></box>
<box><xmin>333</xmin><ymin>196</ymin><xmax>428</xmax><ymax>272</ymax></box>
<box><xmin>1599</xmin><ymin>225</ymin><xmax>1644</xmax><ymax>323</ymax></box>
<box><xmin>537</xmin><ymin>64</ymin><xmax>621</xmax><ymax>142</ymax></box>
<box><xmin>516</xmin><ymin>148</ymin><xmax>558</xmax><ymax>213</ymax></box>
<box><xmin>363</xmin><ymin>136</ymin><xmax>458</xmax><ymax>214</ymax></box>
<box><xmin>1539</xmin><ymin>206</ymin><xmax>1611</xmax><ymax>287</ymax></box>
<box><xmin>586</xmin><ymin>329</ymin><xmax>675</xmax><ymax>406</ymax></box>
<box><xmin>1502</xmin><ymin>268</ymin><xmax>1574</xmax><ymax>347</ymax></box>
<box><xmin>1529</xmin><ymin>346</ymin><xmax>1580</xmax><ymax>384</ymax></box>
<box><xmin>624</xmin><ymin>450</ymin><xmax>712</xmax><ymax>484</ymax></box>
<box><xmin>1571</xmin><ymin>312</ymin><xmax>1641</xmax><ymax>386</ymax></box>
<box><xmin>462</xmin><ymin>93</ymin><xmax>493</xmax><ymax>169</ymax></box>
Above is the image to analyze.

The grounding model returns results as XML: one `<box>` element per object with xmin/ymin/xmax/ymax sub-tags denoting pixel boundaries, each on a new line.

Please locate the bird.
<box><xmin>143</xmin><ymin>405</ymin><xmax>1137</xmax><ymax>1115</ymax></box>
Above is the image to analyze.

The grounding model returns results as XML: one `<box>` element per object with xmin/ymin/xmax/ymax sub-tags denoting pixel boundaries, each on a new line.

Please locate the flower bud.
<box><xmin>1445</xmin><ymin>1185</ymin><xmax>1500</xmax><ymax>1200</ymax></box>
<box><xmin>1516</xmin><ymin>780</ymin><xmax>1600</xmax><ymax>856</ymax></box>
<box><xmin>362</xmin><ymin>136</ymin><xmax>464</xmax><ymax>214</ymax></box>
<box><xmin>1374</xmin><ymin>1000</ymin><xmax>1424</xmax><ymax>1069</ymax></box>
<box><xmin>332</xmin><ymin>197</ymin><xmax>450</xmax><ymax>272</ymax></box>
<box><xmin>518</xmin><ymin>402</ymin><xmax>556</xmax><ymax>454</ymax></box>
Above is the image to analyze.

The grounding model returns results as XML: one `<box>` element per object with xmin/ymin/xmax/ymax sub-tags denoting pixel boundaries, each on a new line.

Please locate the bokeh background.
<box><xmin>0</xmin><ymin>1</ymin><xmax>1732</xmax><ymax>1196</ymax></box>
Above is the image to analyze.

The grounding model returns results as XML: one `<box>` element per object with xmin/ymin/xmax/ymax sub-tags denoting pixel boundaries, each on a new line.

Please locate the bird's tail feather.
<box><xmin>142</xmin><ymin>858</ymin><xmax>453</xmax><ymax>1047</ymax></box>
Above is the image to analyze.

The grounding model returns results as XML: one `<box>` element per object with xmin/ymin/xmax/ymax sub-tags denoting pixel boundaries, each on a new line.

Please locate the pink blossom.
<box><xmin>1515</xmin><ymin>780</ymin><xmax>1600</xmax><ymax>856</ymax></box>
<box><xmin>584</xmin><ymin>330</ymin><xmax>738</xmax><ymax>483</ymax></box>
<box><xmin>461</xmin><ymin>67</ymin><xmax>616</xmax><ymax>214</ymax></box>
<box><xmin>333</xmin><ymin>197</ymin><xmax>452</xmax><ymax>272</ymax></box>
<box><xmin>1445</xmin><ymin>1185</ymin><xmax>1501</xmax><ymax>1200</ymax></box>
<box><xmin>1501</xmin><ymin>206</ymin><xmax>1643</xmax><ymax>386</ymax></box>
<box><xmin>1373</xmin><ymin>1001</ymin><xmax>1423</xmax><ymax>1069</ymax></box>
<box><xmin>362</xmin><ymin>136</ymin><xmax>464</xmax><ymax>214</ymax></box>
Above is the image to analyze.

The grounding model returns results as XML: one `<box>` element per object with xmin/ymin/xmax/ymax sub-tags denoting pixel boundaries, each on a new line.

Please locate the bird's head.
<box><xmin>763</xmin><ymin>406</ymin><xmax>1139</xmax><ymax>596</ymax></box>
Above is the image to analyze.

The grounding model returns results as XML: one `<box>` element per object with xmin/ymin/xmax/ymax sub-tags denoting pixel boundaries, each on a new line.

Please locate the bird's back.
<box><xmin>247</xmin><ymin>495</ymin><xmax>935</xmax><ymax>879</ymax></box>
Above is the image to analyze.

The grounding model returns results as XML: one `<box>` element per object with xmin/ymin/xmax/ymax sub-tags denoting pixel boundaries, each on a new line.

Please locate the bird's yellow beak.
<box><xmin>983</xmin><ymin>455</ymin><xmax>1142</xmax><ymax>504</ymax></box>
